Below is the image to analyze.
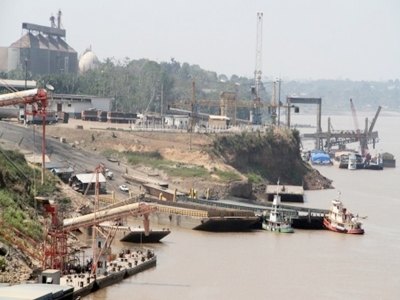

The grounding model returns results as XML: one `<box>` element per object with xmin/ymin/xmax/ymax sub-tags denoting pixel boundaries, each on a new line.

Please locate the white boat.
<box><xmin>262</xmin><ymin>185</ymin><xmax>294</xmax><ymax>233</ymax></box>
<box><xmin>348</xmin><ymin>153</ymin><xmax>357</xmax><ymax>170</ymax></box>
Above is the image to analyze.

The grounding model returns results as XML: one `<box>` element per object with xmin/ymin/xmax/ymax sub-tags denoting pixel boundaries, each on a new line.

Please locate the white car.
<box><xmin>119</xmin><ymin>184</ymin><xmax>129</xmax><ymax>192</ymax></box>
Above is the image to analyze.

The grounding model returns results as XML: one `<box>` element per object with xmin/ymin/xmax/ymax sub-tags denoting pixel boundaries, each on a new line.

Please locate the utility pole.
<box><xmin>271</xmin><ymin>81</ymin><xmax>277</xmax><ymax>125</ymax></box>
<box><xmin>189</xmin><ymin>80</ymin><xmax>196</xmax><ymax>150</ymax></box>
<box><xmin>24</xmin><ymin>58</ymin><xmax>28</xmax><ymax>125</ymax></box>
<box><xmin>277</xmin><ymin>78</ymin><xmax>281</xmax><ymax>127</ymax></box>
<box><xmin>160</xmin><ymin>82</ymin><xmax>164</xmax><ymax>128</ymax></box>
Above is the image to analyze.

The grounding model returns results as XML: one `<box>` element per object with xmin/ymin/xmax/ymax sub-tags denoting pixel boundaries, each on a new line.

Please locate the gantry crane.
<box><xmin>169</xmin><ymin>94</ymin><xmax>264</xmax><ymax>125</ymax></box>
<box><xmin>350</xmin><ymin>98</ymin><xmax>382</xmax><ymax>156</ymax></box>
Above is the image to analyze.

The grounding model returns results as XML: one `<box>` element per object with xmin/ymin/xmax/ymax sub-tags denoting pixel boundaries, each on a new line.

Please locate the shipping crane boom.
<box><xmin>349</xmin><ymin>98</ymin><xmax>364</xmax><ymax>155</ymax></box>
<box><xmin>0</xmin><ymin>88</ymin><xmax>48</xmax><ymax>108</ymax></box>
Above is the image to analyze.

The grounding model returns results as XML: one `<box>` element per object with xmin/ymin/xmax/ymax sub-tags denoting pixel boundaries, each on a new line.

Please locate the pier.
<box><xmin>178</xmin><ymin>198</ymin><xmax>329</xmax><ymax>229</ymax></box>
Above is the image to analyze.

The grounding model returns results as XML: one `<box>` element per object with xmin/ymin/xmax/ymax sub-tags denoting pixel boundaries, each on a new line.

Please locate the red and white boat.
<box><xmin>323</xmin><ymin>194</ymin><xmax>364</xmax><ymax>234</ymax></box>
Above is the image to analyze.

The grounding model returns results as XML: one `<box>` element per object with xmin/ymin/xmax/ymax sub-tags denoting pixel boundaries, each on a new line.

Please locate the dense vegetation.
<box><xmin>213</xmin><ymin>128</ymin><xmax>311</xmax><ymax>186</ymax></box>
<box><xmin>0</xmin><ymin>147</ymin><xmax>66</xmax><ymax>242</ymax></box>
<box><xmin>3</xmin><ymin>58</ymin><xmax>264</xmax><ymax>120</ymax></box>
<box><xmin>4</xmin><ymin>57</ymin><xmax>397</xmax><ymax>119</ymax></box>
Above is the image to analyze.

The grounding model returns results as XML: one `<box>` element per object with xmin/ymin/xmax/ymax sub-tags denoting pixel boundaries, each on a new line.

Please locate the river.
<box><xmin>84</xmin><ymin>112</ymin><xmax>400</xmax><ymax>300</ymax></box>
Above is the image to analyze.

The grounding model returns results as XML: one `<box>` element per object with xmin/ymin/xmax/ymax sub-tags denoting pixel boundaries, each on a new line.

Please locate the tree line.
<box><xmin>2</xmin><ymin>58</ymin><xmax>399</xmax><ymax>114</ymax></box>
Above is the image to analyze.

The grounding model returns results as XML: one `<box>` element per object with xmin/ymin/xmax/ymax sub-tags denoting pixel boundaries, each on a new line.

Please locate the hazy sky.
<box><xmin>1</xmin><ymin>0</ymin><xmax>399</xmax><ymax>81</ymax></box>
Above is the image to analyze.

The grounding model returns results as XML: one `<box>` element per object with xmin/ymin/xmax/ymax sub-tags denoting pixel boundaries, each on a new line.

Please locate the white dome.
<box><xmin>79</xmin><ymin>49</ymin><xmax>100</xmax><ymax>73</ymax></box>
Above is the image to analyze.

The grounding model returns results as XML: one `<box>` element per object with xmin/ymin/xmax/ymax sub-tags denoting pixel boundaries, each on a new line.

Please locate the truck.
<box><xmin>104</xmin><ymin>168</ymin><xmax>113</xmax><ymax>180</ymax></box>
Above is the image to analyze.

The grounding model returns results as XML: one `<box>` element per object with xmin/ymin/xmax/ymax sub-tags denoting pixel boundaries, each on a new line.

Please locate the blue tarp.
<box><xmin>311</xmin><ymin>152</ymin><xmax>331</xmax><ymax>164</ymax></box>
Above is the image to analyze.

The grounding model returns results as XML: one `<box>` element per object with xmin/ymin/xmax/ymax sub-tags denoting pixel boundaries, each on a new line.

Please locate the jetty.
<box><xmin>179</xmin><ymin>198</ymin><xmax>329</xmax><ymax>229</ymax></box>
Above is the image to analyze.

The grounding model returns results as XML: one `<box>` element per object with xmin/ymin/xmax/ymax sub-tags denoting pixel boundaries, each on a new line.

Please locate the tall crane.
<box><xmin>349</xmin><ymin>98</ymin><xmax>363</xmax><ymax>154</ymax></box>
<box><xmin>254</xmin><ymin>12</ymin><xmax>263</xmax><ymax>99</ymax></box>
<box><xmin>350</xmin><ymin>98</ymin><xmax>365</xmax><ymax>156</ymax></box>
<box><xmin>0</xmin><ymin>88</ymin><xmax>49</xmax><ymax>184</ymax></box>
<box><xmin>252</xmin><ymin>12</ymin><xmax>263</xmax><ymax>125</ymax></box>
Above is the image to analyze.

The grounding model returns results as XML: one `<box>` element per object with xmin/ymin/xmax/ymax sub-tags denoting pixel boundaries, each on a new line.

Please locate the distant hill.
<box><xmin>279</xmin><ymin>79</ymin><xmax>400</xmax><ymax>112</ymax></box>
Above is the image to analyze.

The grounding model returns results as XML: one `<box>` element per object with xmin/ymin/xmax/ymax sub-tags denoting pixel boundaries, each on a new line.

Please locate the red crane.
<box><xmin>42</xmin><ymin>163</ymin><xmax>156</xmax><ymax>274</ymax></box>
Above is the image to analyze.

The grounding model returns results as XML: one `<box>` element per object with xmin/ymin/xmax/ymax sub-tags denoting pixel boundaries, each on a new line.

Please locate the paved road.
<box><xmin>0</xmin><ymin>121</ymin><xmax>140</xmax><ymax>198</ymax></box>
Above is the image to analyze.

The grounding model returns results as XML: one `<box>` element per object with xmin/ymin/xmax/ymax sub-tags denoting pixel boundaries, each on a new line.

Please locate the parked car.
<box><xmin>119</xmin><ymin>184</ymin><xmax>129</xmax><ymax>192</ymax></box>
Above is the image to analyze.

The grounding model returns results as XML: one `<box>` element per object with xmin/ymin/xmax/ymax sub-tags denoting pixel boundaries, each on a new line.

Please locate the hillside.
<box><xmin>0</xmin><ymin>149</ymin><xmax>55</xmax><ymax>283</ymax></box>
<box><xmin>46</xmin><ymin>120</ymin><xmax>333</xmax><ymax>199</ymax></box>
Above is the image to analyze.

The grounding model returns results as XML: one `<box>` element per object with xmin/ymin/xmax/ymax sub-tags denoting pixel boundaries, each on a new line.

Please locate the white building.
<box><xmin>164</xmin><ymin>114</ymin><xmax>189</xmax><ymax>129</ymax></box>
<box><xmin>49</xmin><ymin>93</ymin><xmax>113</xmax><ymax>118</ymax></box>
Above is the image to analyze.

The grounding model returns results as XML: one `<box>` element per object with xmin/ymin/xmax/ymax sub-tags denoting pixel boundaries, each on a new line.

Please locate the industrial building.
<box><xmin>0</xmin><ymin>10</ymin><xmax>78</xmax><ymax>75</ymax></box>
<box><xmin>49</xmin><ymin>93</ymin><xmax>113</xmax><ymax>119</ymax></box>
<box><xmin>0</xmin><ymin>79</ymin><xmax>113</xmax><ymax>121</ymax></box>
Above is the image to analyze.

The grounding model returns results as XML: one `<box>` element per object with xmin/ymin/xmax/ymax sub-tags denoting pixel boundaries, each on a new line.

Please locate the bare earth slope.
<box><xmin>46</xmin><ymin>119</ymin><xmax>331</xmax><ymax>198</ymax></box>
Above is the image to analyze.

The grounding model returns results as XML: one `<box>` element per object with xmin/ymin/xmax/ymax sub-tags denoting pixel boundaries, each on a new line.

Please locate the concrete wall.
<box><xmin>92</xmin><ymin>97</ymin><xmax>113</xmax><ymax>111</ymax></box>
<box><xmin>7</xmin><ymin>47</ymin><xmax>19</xmax><ymax>71</ymax></box>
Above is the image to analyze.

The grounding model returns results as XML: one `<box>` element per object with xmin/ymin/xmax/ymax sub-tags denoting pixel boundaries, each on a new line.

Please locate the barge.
<box><xmin>100</xmin><ymin>223</ymin><xmax>171</xmax><ymax>243</ymax></box>
<box><xmin>60</xmin><ymin>248</ymin><xmax>157</xmax><ymax>299</ymax></box>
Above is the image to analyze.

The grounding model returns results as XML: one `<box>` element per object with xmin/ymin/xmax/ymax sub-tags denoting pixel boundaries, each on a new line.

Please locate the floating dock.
<box><xmin>184</xmin><ymin>198</ymin><xmax>329</xmax><ymax>230</ymax></box>
<box><xmin>120</xmin><ymin>229</ymin><xmax>171</xmax><ymax>243</ymax></box>
<box><xmin>193</xmin><ymin>216</ymin><xmax>259</xmax><ymax>231</ymax></box>
<box><xmin>99</xmin><ymin>224</ymin><xmax>171</xmax><ymax>243</ymax></box>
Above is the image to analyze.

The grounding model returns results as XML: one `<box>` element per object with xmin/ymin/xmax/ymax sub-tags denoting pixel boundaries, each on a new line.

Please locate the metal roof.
<box><xmin>75</xmin><ymin>173</ymin><xmax>106</xmax><ymax>183</ymax></box>
<box><xmin>10</xmin><ymin>33</ymin><xmax>76</xmax><ymax>53</ymax></box>
<box><xmin>0</xmin><ymin>283</ymin><xmax>73</xmax><ymax>300</ymax></box>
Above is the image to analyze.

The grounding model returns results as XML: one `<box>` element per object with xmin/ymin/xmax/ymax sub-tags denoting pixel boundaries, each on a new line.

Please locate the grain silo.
<box><xmin>5</xmin><ymin>10</ymin><xmax>78</xmax><ymax>75</ymax></box>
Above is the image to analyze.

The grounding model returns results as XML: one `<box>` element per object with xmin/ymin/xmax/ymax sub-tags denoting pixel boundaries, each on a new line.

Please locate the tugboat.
<box><xmin>262</xmin><ymin>184</ymin><xmax>294</xmax><ymax>233</ymax></box>
<box><xmin>323</xmin><ymin>193</ymin><xmax>364</xmax><ymax>234</ymax></box>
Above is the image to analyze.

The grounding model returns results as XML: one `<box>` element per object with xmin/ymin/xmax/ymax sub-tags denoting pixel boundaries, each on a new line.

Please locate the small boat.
<box><xmin>338</xmin><ymin>154</ymin><xmax>349</xmax><ymax>169</ymax></box>
<box><xmin>310</xmin><ymin>150</ymin><xmax>332</xmax><ymax>165</ymax></box>
<box><xmin>348</xmin><ymin>153</ymin><xmax>357</xmax><ymax>170</ymax></box>
<box><xmin>323</xmin><ymin>194</ymin><xmax>364</xmax><ymax>234</ymax></box>
<box><xmin>262</xmin><ymin>184</ymin><xmax>294</xmax><ymax>233</ymax></box>
<box><xmin>363</xmin><ymin>152</ymin><xmax>384</xmax><ymax>170</ymax></box>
